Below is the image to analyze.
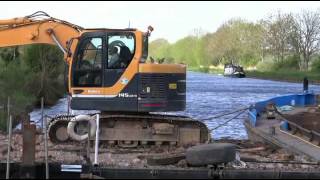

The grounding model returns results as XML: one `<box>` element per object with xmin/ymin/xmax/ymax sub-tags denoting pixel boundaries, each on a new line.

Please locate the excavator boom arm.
<box><xmin>0</xmin><ymin>12</ymin><xmax>82</xmax><ymax>62</ymax></box>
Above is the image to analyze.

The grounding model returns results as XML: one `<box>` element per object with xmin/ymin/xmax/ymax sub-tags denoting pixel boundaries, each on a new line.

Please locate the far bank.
<box><xmin>189</xmin><ymin>66</ymin><xmax>320</xmax><ymax>85</ymax></box>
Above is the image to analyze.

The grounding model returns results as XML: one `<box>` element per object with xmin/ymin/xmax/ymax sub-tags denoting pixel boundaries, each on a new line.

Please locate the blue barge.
<box><xmin>245</xmin><ymin>92</ymin><xmax>320</xmax><ymax>161</ymax></box>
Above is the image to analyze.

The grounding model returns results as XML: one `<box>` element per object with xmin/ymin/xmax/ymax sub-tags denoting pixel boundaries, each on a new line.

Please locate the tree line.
<box><xmin>149</xmin><ymin>9</ymin><xmax>320</xmax><ymax>72</ymax></box>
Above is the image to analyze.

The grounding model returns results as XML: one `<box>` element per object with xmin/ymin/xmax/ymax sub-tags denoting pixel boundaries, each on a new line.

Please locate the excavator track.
<box><xmin>48</xmin><ymin>115</ymin><xmax>74</xmax><ymax>143</ymax></box>
<box><xmin>48</xmin><ymin>113</ymin><xmax>210</xmax><ymax>147</ymax></box>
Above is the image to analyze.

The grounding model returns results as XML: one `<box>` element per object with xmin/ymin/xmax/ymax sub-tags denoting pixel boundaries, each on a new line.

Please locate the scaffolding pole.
<box><xmin>44</xmin><ymin>116</ymin><xmax>49</xmax><ymax>179</ymax></box>
<box><xmin>94</xmin><ymin>114</ymin><xmax>100</xmax><ymax>166</ymax></box>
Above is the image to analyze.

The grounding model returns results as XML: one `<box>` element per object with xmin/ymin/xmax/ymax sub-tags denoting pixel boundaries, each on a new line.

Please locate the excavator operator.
<box><xmin>108</xmin><ymin>46</ymin><xmax>120</xmax><ymax>68</ymax></box>
<box><xmin>119</xmin><ymin>46</ymin><xmax>132</xmax><ymax>68</ymax></box>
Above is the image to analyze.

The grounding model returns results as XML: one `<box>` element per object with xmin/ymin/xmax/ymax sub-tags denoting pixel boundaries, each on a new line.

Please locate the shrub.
<box><xmin>273</xmin><ymin>55</ymin><xmax>300</xmax><ymax>71</ymax></box>
<box><xmin>256</xmin><ymin>56</ymin><xmax>275</xmax><ymax>72</ymax></box>
<box><xmin>199</xmin><ymin>66</ymin><xmax>210</xmax><ymax>73</ymax></box>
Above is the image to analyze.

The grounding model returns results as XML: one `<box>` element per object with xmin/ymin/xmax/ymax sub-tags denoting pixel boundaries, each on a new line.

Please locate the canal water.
<box><xmin>28</xmin><ymin>72</ymin><xmax>320</xmax><ymax>140</ymax></box>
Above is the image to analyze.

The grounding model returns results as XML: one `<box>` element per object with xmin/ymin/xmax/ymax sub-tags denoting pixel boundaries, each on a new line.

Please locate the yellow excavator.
<box><xmin>0</xmin><ymin>11</ymin><xmax>209</xmax><ymax>147</ymax></box>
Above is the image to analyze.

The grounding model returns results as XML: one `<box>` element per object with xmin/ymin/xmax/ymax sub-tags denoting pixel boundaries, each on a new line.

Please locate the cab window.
<box><xmin>77</xmin><ymin>38</ymin><xmax>102</xmax><ymax>70</ymax></box>
<box><xmin>107</xmin><ymin>34</ymin><xmax>135</xmax><ymax>69</ymax></box>
<box><xmin>73</xmin><ymin>37</ymin><xmax>103</xmax><ymax>87</ymax></box>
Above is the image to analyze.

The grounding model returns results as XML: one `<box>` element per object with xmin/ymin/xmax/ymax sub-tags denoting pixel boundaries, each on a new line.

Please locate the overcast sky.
<box><xmin>1</xmin><ymin>1</ymin><xmax>320</xmax><ymax>43</ymax></box>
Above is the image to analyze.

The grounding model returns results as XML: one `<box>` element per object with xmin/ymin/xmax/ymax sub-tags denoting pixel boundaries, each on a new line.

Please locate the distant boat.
<box><xmin>224</xmin><ymin>63</ymin><xmax>246</xmax><ymax>78</ymax></box>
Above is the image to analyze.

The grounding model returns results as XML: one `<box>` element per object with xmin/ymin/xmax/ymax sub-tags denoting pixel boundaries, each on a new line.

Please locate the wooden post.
<box><xmin>22</xmin><ymin>123</ymin><xmax>36</xmax><ymax>165</ymax></box>
<box><xmin>20</xmin><ymin>120</ymin><xmax>36</xmax><ymax>179</ymax></box>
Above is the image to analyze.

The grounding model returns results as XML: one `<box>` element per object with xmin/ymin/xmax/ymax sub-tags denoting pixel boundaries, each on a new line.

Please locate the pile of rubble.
<box><xmin>0</xmin><ymin>132</ymin><xmax>319</xmax><ymax>171</ymax></box>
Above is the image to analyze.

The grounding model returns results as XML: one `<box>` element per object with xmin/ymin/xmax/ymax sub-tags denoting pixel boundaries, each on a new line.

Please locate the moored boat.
<box><xmin>224</xmin><ymin>64</ymin><xmax>246</xmax><ymax>78</ymax></box>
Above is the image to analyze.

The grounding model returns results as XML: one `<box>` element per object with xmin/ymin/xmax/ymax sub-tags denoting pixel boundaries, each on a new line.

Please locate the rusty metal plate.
<box><xmin>153</xmin><ymin>123</ymin><xmax>175</xmax><ymax>135</ymax></box>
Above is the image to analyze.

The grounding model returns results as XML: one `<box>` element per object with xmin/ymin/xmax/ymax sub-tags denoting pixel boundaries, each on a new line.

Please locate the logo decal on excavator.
<box><xmin>118</xmin><ymin>93</ymin><xmax>137</xmax><ymax>98</ymax></box>
<box><xmin>120</xmin><ymin>77</ymin><xmax>129</xmax><ymax>85</ymax></box>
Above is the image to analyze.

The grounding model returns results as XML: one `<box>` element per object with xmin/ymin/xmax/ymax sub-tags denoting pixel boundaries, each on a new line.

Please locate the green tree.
<box><xmin>0</xmin><ymin>44</ymin><xmax>65</xmax><ymax>131</ymax></box>
<box><xmin>205</xmin><ymin>19</ymin><xmax>264</xmax><ymax>67</ymax></box>
<box><xmin>0</xmin><ymin>46</ymin><xmax>20</xmax><ymax>65</ymax></box>
<box><xmin>263</xmin><ymin>12</ymin><xmax>296</xmax><ymax>64</ymax></box>
<box><xmin>291</xmin><ymin>9</ymin><xmax>320</xmax><ymax>71</ymax></box>
<box><xmin>170</xmin><ymin>36</ymin><xmax>203</xmax><ymax>66</ymax></box>
<box><xmin>23</xmin><ymin>45</ymin><xmax>65</xmax><ymax>105</ymax></box>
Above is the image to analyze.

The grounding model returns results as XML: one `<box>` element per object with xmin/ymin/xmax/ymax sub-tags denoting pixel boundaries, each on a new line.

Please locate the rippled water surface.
<box><xmin>29</xmin><ymin>72</ymin><xmax>320</xmax><ymax>140</ymax></box>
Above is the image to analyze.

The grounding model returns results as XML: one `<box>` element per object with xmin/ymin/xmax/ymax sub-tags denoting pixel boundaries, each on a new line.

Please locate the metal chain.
<box><xmin>209</xmin><ymin>110</ymin><xmax>247</xmax><ymax>132</ymax></box>
<box><xmin>202</xmin><ymin>107</ymin><xmax>249</xmax><ymax>121</ymax></box>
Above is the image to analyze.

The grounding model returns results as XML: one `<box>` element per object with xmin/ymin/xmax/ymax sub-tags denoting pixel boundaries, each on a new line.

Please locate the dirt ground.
<box><xmin>0</xmin><ymin>132</ymin><xmax>319</xmax><ymax>171</ymax></box>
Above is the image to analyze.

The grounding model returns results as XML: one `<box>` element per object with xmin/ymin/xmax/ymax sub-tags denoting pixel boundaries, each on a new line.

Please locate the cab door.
<box><xmin>72</xmin><ymin>32</ymin><xmax>105</xmax><ymax>88</ymax></box>
<box><xmin>100</xmin><ymin>32</ymin><xmax>138</xmax><ymax>111</ymax></box>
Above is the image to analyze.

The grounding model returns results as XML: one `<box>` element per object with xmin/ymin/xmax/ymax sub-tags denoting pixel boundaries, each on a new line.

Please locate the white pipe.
<box><xmin>6</xmin><ymin>116</ymin><xmax>12</xmax><ymax>179</ymax></box>
<box><xmin>94</xmin><ymin>114</ymin><xmax>100</xmax><ymax>166</ymax></box>
<box><xmin>87</xmin><ymin>122</ymin><xmax>91</xmax><ymax>163</ymax></box>
<box><xmin>6</xmin><ymin>97</ymin><xmax>10</xmax><ymax>135</ymax></box>
<box><xmin>41</xmin><ymin>97</ymin><xmax>44</xmax><ymax>133</ymax></box>
<box><xmin>44</xmin><ymin>116</ymin><xmax>49</xmax><ymax>179</ymax></box>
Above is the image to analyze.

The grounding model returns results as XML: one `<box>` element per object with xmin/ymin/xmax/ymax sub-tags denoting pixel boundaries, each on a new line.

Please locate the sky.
<box><xmin>1</xmin><ymin>1</ymin><xmax>320</xmax><ymax>43</ymax></box>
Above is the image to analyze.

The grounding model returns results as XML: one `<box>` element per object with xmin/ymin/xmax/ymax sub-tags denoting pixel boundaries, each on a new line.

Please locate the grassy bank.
<box><xmin>246</xmin><ymin>70</ymin><xmax>320</xmax><ymax>84</ymax></box>
<box><xmin>188</xmin><ymin>66</ymin><xmax>224</xmax><ymax>74</ymax></box>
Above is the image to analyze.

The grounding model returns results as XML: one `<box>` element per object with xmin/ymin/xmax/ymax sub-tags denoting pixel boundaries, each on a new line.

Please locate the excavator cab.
<box><xmin>69</xmin><ymin>30</ymin><xmax>187</xmax><ymax>112</ymax></box>
<box><xmin>71</xmin><ymin>32</ymin><xmax>135</xmax><ymax>87</ymax></box>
